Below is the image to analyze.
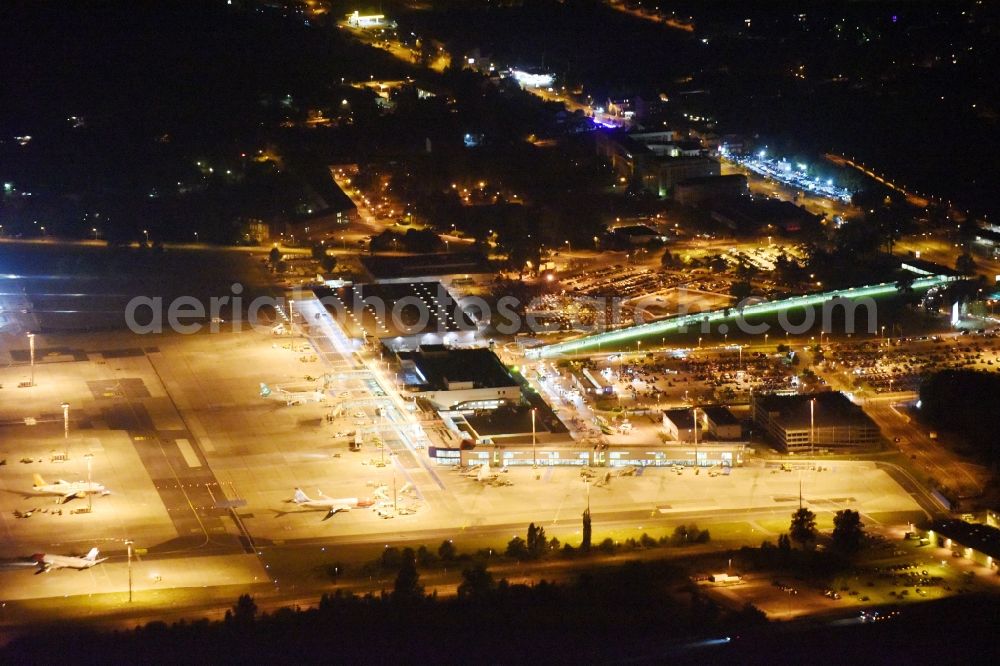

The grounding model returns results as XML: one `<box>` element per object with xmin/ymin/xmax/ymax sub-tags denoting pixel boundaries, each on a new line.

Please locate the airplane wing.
<box><xmin>322</xmin><ymin>505</ymin><xmax>350</xmax><ymax>521</ymax></box>
<box><xmin>61</xmin><ymin>492</ymin><xmax>78</xmax><ymax>504</ymax></box>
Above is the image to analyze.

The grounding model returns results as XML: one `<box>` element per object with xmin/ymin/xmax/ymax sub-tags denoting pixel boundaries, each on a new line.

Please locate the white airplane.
<box><xmin>465</xmin><ymin>461</ymin><xmax>499</xmax><ymax>482</ymax></box>
<box><xmin>260</xmin><ymin>383</ymin><xmax>325</xmax><ymax>406</ymax></box>
<box><xmin>33</xmin><ymin>547</ymin><xmax>107</xmax><ymax>573</ymax></box>
<box><xmin>289</xmin><ymin>488</ymin><xmax>374</xmax><ymax>520</ymax></box>
<box><xmin>32</xmin><ymin>474</ymin><xmax>109</xmax><ymax>504</ymax></box>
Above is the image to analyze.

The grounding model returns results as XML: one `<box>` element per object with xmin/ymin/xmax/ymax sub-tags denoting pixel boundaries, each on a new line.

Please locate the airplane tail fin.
<box><xmin>292</xmin><ymin>488</ymin><xmax>310</xmax><ymax>504</ymax></box>
<box><xmin>477</xmin><ymin>461</ymin><xmax>491</xmax><ymax>482</ymax></box>
<box><xmin>33</xmin><ymin>473</ymin><xmax>47</xmax><ymax>488</ymax></box>
<box><xmin>85</xmin><ymin>547</ymin><xmax>99</xmax><ymax>561</ymax></box>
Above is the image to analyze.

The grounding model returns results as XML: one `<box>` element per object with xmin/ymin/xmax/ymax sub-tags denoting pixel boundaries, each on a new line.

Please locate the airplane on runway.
<box><xmin>260</xmin><ymin>383</ymin><xmax>325</xmax><ymax>406</ymax></box>
<box><xmin>32</xmin><ymin>547</ymin><xmax>107</xmax><ymax>573</ymax></box>
<box><xmin>289</xmin><ymin>488</ymin><xmax>374</xmax><ymax>520</ymax></box>
<box><xmin>32</xmin><ymin>474</ymin><xmax>109</xmax><ymax>504</ymax></box>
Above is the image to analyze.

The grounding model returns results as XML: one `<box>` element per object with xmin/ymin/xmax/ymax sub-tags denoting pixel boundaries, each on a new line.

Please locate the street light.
<box><xmin>27</xmin><ymin>332</ymin><xmax>35</xmax><ymax>386</ymax></box>
<box><xmin>692</xmin><ymin>406</ymin><xmax>699</xmax><ymax>468</ymax></box>
<box><xmin>125</xmin><ymin>539</ymin><xmax>134</xmax><ymax>603</ymax></box>
<box><xmin>85</xmin><ymin>453</ymin><xmax>94</xmax><ymax>513</ymax></box>
<box><xmin>61</xmin><ymin>402</ymin><xmax>70</xmax><ymax>460</ymax></box>
<box><xmin>531</xmin><ymin>408</ymin><xmax>537</xmax><ymax>470</ymax></box>
<box><xmin>810</xmin><ymin>397</ymin><xmax>815</xmax><ymax>457</ymax></box>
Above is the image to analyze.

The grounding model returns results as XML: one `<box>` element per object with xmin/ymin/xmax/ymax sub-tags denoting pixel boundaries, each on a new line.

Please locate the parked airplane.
<box><xmin>33</xmin><ymin>547</ymin><xmax>107</xmax><ymax>573</ymax></box>
<box><xmin>464</xmin><ymin>461</ymin><xmax>502</xmax><ymax>482</ymax></box>
<box><xmin>289</xmin><ymin>488</ymin><xmax>374</xmax><ymax>520</ymax></box>
<box><xmin>260</xmin><ymin>383</ymin><xmax>325</xmax><ymax>406</ymax></box>
<box><xmin>32</xmin><ymin>474</ymin><xmax>109</xmax><ymax>503</ymax></box>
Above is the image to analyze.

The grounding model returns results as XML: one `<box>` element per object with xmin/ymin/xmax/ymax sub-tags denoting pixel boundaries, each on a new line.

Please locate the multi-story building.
<box><xmin>596</xmin><ymin>130</ymin><xmax>719</xmax><ymax>197</ymax></box>
<box><xmin>663</xmin><ymin>408</ymin><xmax>702</xmax><ymax>442</ymax></box>
<box><xmin>397</xmin><ymin>345</ymin><xmax>521</xmax><ymax>411</ymax></box>
<box><xmin>751</xmin><ymin>391</ymin><xmax>880</xmax><ymax>452</ymax></box>
<box><xmin>701</xmin><ymin>405</ymin><xmax>742</xmax><ymax>440</ymax></box>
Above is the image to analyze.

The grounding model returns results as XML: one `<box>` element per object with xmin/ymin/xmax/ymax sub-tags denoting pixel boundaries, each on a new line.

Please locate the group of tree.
<box><xmin>2</xmin><ymin>554</ymin><xmax>773</xmax><ymax>662</ymax></box>
<box><xmin>369</xmin><ymin>228</ymin><xmax>444</xmax><ymax>253</ymax></box>
<box><xmin>311</xmin><ymin>243</ymin><xmax>337</xmax><ymax>273</ymax></box>
<box><xmin>788</xmin><ymin>507</ymin><xmax>866</xmax><ymax>553</ymax></box>
<box><xmin>506</xmin><ymin>522</ymin><xmax>555</xmax><ymax>559</ymax></box>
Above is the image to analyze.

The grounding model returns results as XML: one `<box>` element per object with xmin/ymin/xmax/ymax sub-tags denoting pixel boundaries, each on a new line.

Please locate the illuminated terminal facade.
<box><xmin>397</xmin><ymin>345</ymin><xmax>521</xmax><ymax>411</ymax></box>
<box><xmin>429</xmin><ymin>442</ymin><xmax>747</xmax><ymax>468</ymax></box>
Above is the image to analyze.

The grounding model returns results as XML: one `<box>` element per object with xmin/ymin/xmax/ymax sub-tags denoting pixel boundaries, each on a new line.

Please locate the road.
<box><xmin>721</xmin><ymin>161</ymin><xmax>857</xmax><ymax>221</ymax></box>
<box><xmin>863</xmin><ymin>396</ymin><xmax>987</xmax><ymax>498</ymax></box>
<box><xmin>603</xmin><ymin>1</ymin><xmax>695</xmax><ymax>32</ymax></box>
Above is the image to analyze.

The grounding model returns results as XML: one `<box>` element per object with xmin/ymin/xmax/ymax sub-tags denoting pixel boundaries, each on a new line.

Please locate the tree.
<box><xmin>310</xmin><ymin>243</ymin><xmax>327</xmax><ymax>261</ymax></box>
<box><xmin>832</xmin><ymin>509</ymin><xmax>865</xmax><ymax>553</ymax></box>
<box><xmin>228</xmin><ymin>594</ymin><xmax>257</xmax><ymax>626</ymax></box>
<box><xmin>660</xmin><ymin>249</ymin><xmax>676</xmax><ymax>269</ymax></box>
<box><xmin>268</xmin><ymin>246</ymin><xmax>281</xmax><ymax>264</ymax></box>
<box><xmin>526</xmin><ymin>522</ymin><xmax>547</xmax><ymax>559</ymax></box>
<box><xmin>730</xmin><ymin>280</ymin><xmax>752</xmax><ymax>303</ymax></box>
<box><xmin>506</xmin><ymin>536</ymin><xmax>528</xmax><ymax>559</ymax></box>
<box><xmin>956</xmin><ymin>252</ymin><xmax>977</xmax><ymax>275</ymax></box>
<box><xmin>416</xmin><ymin>545</ymin><xmax>436</xmax><ymax>567</ymax></box>
<box><xmin>457</xmin><ymin>564</ymin><xmax>495</xmax><ymax>601</ymax></box>
<box><xmin>392</xmin><ymin>548</ymin><xmax>424</xmax><ymax>602</ymax></box>
<box><xmin>438</xmin><ymin>540</ymin><xmax>457</xmax><ymax>562</ymax></box>
<box><xmin>789</xmin><ymin>508</ymin><xmax>817</xmax><ymax>548</ymax></box>
<box><xmin>581</xmin><ymin>507</ymin><xmax>592</xmax><ymax>551</ymax></box>
<box><xmin>320</xmin><ymin>254</ymin><xmax>337</xmax><ymax>273</ymax></box>
<box><xmin>896</xmin><ymin>273</ymin><xmax>919</xmax><ymax>306</ymax></box>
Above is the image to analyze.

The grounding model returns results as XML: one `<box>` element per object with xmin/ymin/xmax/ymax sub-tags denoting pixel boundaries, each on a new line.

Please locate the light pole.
<box><xmin>61</xmin><ymin>402</ymin><xmax>70</xmax><ymax>459</ymax></box>
<box><xmin>125</xmin><ymin>539</ymin><xmax>134</xmax><ymax>603</ymax></box>
<box><xmin>85</xmin><ymin>453</ymin><xmax>93</xmax><ymax>513</ymax></box>
<box><xmin>810</xmin><ymin>397</ymin><xmax>815</xmax><ymax>457</ymax></box>
<box><xmin>692</xmin><ymin>406</ymin><xmax>699</xmax><ymax>467</ymax></box>
<box><xmin>27</xmin><ymin>332</ymin><xmax>36</xmax><ymax>386</ymax></box>
<box><xmin>531</xmin><ymin>408</ymin><xmax>537</xmax><ymax>470</ymax></box>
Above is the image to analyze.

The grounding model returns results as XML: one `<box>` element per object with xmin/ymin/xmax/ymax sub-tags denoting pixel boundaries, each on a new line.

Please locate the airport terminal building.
<box><xmin>397</xmin><ymin>345</ymin><xmax>521</xmax><ymax>410</ymax></box>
